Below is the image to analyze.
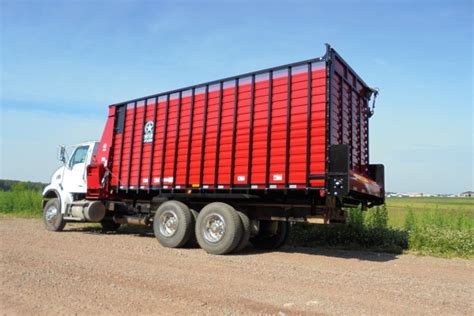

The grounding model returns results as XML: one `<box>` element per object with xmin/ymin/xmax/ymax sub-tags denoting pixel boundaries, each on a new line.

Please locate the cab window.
<box><xmin>69</xmin><ymin>146</ymin><xmax>89</xmax><ymax>167</ymax></box>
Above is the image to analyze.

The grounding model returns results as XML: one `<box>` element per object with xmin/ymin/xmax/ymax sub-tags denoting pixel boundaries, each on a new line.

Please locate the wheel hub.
<box><xmin>203</xmin><ymin>214</ymin><xmax>226</xmax><ymax>243</ymax></box>
<box><xmin>159</xmin><ymin>210</ymin><xmax>178</xmax><ymax>237</ymax></box>
<box><xmin>45</xmin><ymin>206</ymin><xmax>59</xmax><ymax>224</ymax></box>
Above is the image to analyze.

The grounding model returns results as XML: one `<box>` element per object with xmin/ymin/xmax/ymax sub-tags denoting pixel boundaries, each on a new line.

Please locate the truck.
<box><xmin>42</xmin><ymin>44</ymin><xmax>384</xmax><ymax>255</ymax></box>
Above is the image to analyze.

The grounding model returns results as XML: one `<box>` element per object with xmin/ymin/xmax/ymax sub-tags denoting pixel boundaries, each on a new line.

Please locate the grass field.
<box><xmin>291</xmin><ymin>197</ymin><xmax>473</xmax><ymax>258</ymax></box>
<box><xmin>386</xmin><ymin>197</ymin><xmax>473</xmax><ymax>228</ymax></box>
<box><xmin>1</xmin><ymin>190</ymin><xmax>473</xmax><ymax>258</ymax></box>
<box><xmin>0</xmin><ymin>189</ymin><xmax>42</xmax><ymax>218</ymax></box>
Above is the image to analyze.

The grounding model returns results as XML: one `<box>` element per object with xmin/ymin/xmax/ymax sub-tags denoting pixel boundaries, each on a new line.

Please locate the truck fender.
<box><xmin>42</xmin><ymin>186</ymin><xmax>71</xmax><ymax>214</ymax></box>
<box><xmin>42</xmin><ymin>188</ymin><xmax>61</xmax><ymax>208</ymax></box>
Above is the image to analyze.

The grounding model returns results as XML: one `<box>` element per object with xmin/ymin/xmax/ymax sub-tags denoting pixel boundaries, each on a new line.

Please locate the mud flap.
<box><xmin>327</xmin><ymin>144</ymin><xmax>349</xmax><ymax>197</ymax></box>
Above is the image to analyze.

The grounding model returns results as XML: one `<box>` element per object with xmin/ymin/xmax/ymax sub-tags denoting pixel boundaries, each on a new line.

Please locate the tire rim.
<box><xmin>159</xmin><ymin>210</ymin><xmax>178</xmax><ymax>237</ymax></box>
<box><xmin>202</xmin><ymin>213</ymin><xmax>226</xmax><ymax>243</ymax></box>
<box><xmin>45</xmin><ymin>206</ymin><xmax>59</xmax><ymax>224</ymax></box>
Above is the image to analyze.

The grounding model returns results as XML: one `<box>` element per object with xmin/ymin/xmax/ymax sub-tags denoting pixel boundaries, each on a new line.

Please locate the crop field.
<box><xmin>386</xmin><ymin>197</ymin><xmax>473</xmax><ymax>228</ymax></box>
<box><xmin>0</xmin><ymin>189</ymin><xmax>473</xmax><ymax>258</ymax></box>
<box><xmin>289</xmin><ymin>197</ymin><xmax>473</xmax><ymax>258</ymax></box>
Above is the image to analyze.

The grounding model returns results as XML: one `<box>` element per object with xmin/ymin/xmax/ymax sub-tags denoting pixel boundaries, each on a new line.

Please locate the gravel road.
<box><xmin>1</xmin><ymin>218</ymin><xmax>473</xmax><ymax>315</ymax></box>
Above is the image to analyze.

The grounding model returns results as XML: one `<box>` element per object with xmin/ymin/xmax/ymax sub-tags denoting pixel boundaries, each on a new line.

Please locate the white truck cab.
<box><xmin>42</xmin><ymin>141</ymin><xmax>99</xmax><ymax>229</ymax></box>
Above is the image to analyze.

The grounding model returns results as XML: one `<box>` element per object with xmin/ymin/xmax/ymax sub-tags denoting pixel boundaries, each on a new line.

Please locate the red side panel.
<box><xmin>189</xmin><ymin>89</ymin><xmax>206</xmax><ymax>186</ymax></box>
<box><xmin>109</xmin><ymin>63</ymin><xmax>327</xmax><ymax>190</ymax></box>
<box><xmin>94</xmin><ymin>106</ymin><xmax>116</xmax><ymax>167</ymax></box>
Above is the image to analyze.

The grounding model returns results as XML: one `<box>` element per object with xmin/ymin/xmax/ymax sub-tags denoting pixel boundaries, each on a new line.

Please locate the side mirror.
<box><xmin>57</xmin><ymin>145</ymin><xmax>67</xmax><ymax>164</ymax></box>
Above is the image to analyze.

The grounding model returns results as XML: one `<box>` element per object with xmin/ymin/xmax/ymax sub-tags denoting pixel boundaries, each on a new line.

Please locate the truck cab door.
<box><xmin>62</xmin><ymin>145</ymin><xmax>92</xmax><ymax>194</ymax></box>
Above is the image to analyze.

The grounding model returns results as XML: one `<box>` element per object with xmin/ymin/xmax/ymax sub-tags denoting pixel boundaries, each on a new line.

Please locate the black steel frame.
<box><xmin>147</xmin><ymin>98</ymin><xmax>158</xmax><ymax>193</ymax></box>
<box><xmin>305</xmin><ymin>62</ymin><xmax>312</xmax><ymax>189</ymax></box>
<box><xmin>116</xmin><ymin>105</ymin><xmax>128</xmax><ymax>192</ymax></box>
<box><xmin>265</xmin><ymin>71</ymin><xmax>273</xmax><ymax>189</ymax></box>
<box><xmin>284</xmin><ymin>67</ymin><xmax>292</xmax><ymax>190</ymax></box>
<box><xmin>126</xmin><ymin>102</ymin><xmax>137</xmax><ymax>193</ymax></box>
<box><xmin>230</xmin><ymin>78</ymin><xmax>239</xmax><ymax>189</ymax></box>
<box><xmin>136</xmin><ymin>99</ymin><xmax>147</xmax><ymax>192</ymax></box>
<box><xmin>214</xmin><ymin>82</ymin><xmax>224</xmax><ymax>188</ymax></box>
<box><xmin>172</xmin><ymin>91</ymin><xmax>182</xmax><ymax>188</ymax></box>
<box><xmin>185</xmin><ymin>88</ymin><xmax>195</xmax><ymax>188</ymax></box>
<box><xmin>247</xmin><ymin>75</ymin><xmax>255</xmax><ymax>186</ymax></box>
<box><xmin>199</xmin><ymin>85</ymin><xmax>209</xmax><ymax>189</ymax></box>
<box><xmin>159</xmin><ymin>95</ymin><xmax>170</xmax><ymax>187</ymax></box>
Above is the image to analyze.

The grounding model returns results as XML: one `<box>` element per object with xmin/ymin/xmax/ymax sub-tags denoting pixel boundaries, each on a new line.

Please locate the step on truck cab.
<box><xmin>42</xmin><ymin>44</ymin><xmax>385</xmax><ymax>254</ymax></box>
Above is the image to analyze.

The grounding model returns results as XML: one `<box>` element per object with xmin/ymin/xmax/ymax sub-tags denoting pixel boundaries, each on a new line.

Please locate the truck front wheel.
<box><xmin>153</xmin><ymin>201</ymin><xmax>193</xmax><ymax>248</ymax></box>
<box><xmin>196</xmin><ymin>202</ymin><xmax>243</xmax><ymax>255</ymax></box>
<box><xmin>43</xmin><ymin>198</ymin><xmax>66</xmax><ymax>232</ymax></box>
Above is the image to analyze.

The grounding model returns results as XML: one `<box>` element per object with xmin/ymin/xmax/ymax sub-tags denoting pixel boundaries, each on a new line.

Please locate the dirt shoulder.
<box><xmin>1</xmin><ymin>218</ymin><xmax>473</xmax><ymax>315</ymax></box>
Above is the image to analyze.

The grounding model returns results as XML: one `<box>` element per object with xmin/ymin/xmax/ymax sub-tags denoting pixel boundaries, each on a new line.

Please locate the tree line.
<box><xmin>0</xmin><ymin>179</ymin><xmax>47</xmax><ymax>192</ymax></box>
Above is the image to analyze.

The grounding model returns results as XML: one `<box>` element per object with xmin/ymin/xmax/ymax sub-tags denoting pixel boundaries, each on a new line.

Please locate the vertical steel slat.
<box><xmin>365</xmin><ymin>98</ymin><xmax>369</xmax><ymax>172</ymax></box>
<box><xmin>265</xmin><ymin>71</ymin><xmax>273</xmax><ymax>189</ymax></box>
<box><xmin>230</xmin><ymin>78</ymin><xmax>239</xmax><ymax>189</ymax></box>
<box><xmin>136</xmin><ymin>99</ymin><xmax>147</xmax><ymax>193</ymax></box>
<box><xmin>359</xmin><ymin>96</ymin><xmax>363</xmax><ymax>171</ymax></box>
<box><xmin>325</xmin><ymin>47</ymin><xmax>333</xmax><ymax>178</ymax></box>
<box><xmin>185</xmin><ymin>88</ymin><xmax>195</xmax><ymax>188</ymax></box>
<box><xmin>147</xmin><ymin>98</ymin><xmax>158</xmax><ymax>193</ymax></box>
<box><xmin>306</xmin><ymin>63</ymin><xmax>312</xmax><ymax>188</ymax></box>
<box><xmin>126</xmin><ymin>102</ymin><xmax>137</xmax><ymax>193</ymax></box>
<box><xmin>339</xmin><ymin>75</ymin><xmax>344</xmax><ymax>144</ymax></box>
<box><xmin>160</xmin><ymin>95</ymin><xmax>170</xmax><ymax>187</ymax></box>
<box><xmin>214</xmin><ymin>82</ymin><xmax>224</xmax><ymax>188</ymax></box>
<box><xmin>116</xmin><ymin>105</ymin><xmax>127</xmax><ymax>192</ymax></box>
<box><xmin>247</xmin><ymin>74</ymin><xmax>255</xmax><ymax>186</ymax></box>
<box><xmin>349</xmin><ymin>88</ymin><xmax>353</xmax><ymax>169</ymax></box>
<box><xmin>172</xmin><ymin>91</ymin><xmax>182</xmax><ymax>188</ymax></box>
<box><xmin>199</xmin><ymin>85</ymin><xmax>209</xmax><ymax>188</ymax></box>
<box><xmin>285</xmin><ymin>67</ymin><xmax>292</xmax><ymax>189</ymax></box>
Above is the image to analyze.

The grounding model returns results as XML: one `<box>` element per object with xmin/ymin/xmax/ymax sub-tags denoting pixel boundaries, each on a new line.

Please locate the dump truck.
<box><xmin>42</xmin><ymin>44</ymin><xmax>384</xmax><ymax>254</ymax></box>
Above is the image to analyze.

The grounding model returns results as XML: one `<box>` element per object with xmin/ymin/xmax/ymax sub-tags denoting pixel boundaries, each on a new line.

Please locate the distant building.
<box><xmin>460</xmin><ymin>191</ymin><xmax>473</xmax><ymax>197</ymax></box>
<box><xmin>385</xmin><ymin>192</ymin><xmax>408</xmax><ymax>197</ymax></box>
<box><xmin>408</xmin><ymin>193</ymin><xmax>424</xmax><ymax>197</ymax></box>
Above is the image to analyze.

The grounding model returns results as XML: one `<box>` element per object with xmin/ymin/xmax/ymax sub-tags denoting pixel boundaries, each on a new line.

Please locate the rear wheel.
<box><xmin>250</xmin><ymin>220</ymin><xmax>291</xmax><ymax>250</ymax></box>
<box><xmin>233</xmin><ymin>211</ymin><xmax>251</xmax><ymax>253</ymax></box>
<box><xmin>43</xmin><ymin>198</ymin><xmax>66</xmax><ymax>232</ymax></box>
<box><xmin>184</xmin><ymin>209</ymin><xmax>199</xmax><ymax>248</ymax></box>
<box><xmin>196</xmin><ymin>202</ymin><xmax>243</xmax><ymax>255</ymax></box>
<box><xmin>153</xmin><ymin>201</ymin><xmax>193</xmax><ymax>248</ymax></box>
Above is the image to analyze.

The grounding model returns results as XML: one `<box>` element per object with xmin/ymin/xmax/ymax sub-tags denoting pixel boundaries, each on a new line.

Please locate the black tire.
<box><xmin>184</xmin><ymin>209</ymin><xmax>199</xmax><ymax>248</ymax></box>
<box><xmin>250</xmin><ymin>220</ymin><xmax>291</xmax><ymax>250</ymax></box>
<box><xmin>153</xmin><ymin>201</ymin><xmax>193</xmax><ymax>248</ymax></box>
<box><xmin>42</xmin><ymin>198</ymin><xmax>66</xmax><ymax>232</ymax></box>
<box><xmin>233</xmin><ymin>211</ymin><xmax>251</xmax><ymax>253</ymax></box>
<box><xmin>196</xmin><ymin>202</ymin><xmax>243</xmax><ymax>255</ymax></box>
<box><xmin>100</xmin><ymin>219</ymin><xmax>121</xmax><ymax>233</ymax></box>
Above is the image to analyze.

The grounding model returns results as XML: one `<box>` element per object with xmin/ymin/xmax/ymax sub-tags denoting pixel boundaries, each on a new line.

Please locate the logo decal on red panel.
<box><xmin>143</xmin><ymin>121</ymin><xmax>154</xmax><ymax>143</ymax></box>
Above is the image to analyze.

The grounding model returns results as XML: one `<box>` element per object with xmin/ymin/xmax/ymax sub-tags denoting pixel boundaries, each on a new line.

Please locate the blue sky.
<box><xmin>1</xmin><ymin>0</ymin><xmax>472</xmax><ymax>194</ymax></box>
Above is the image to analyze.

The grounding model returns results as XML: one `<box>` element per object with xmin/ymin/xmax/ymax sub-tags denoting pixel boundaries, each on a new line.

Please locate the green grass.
<box><xmin>291</xmin><ymin>198</ymin><xmax>474</xmax><ymax>258</ymax></box>
<box><xmin>290</xmin><ymin>206</ymin><xmax>409</xmax><ymax>254</ymax></box>
<box><xmin>386</xmin><ymin>197</ymin><xmax>473</xmax><ymax>228</ymax></box>
<box><xmin>385</xmin><ymin>197</ymin><xmax>473</xmax><ymax>257</ymax></box>
<box><xmin>1</xmin><ymin>189</ymin><xmax>472</xmax><ymax>258</ymax></box>
<box><xmin>0</xmin><ymin>190</ymin><xmax>43</xmax><ymax>218</ymax></box>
